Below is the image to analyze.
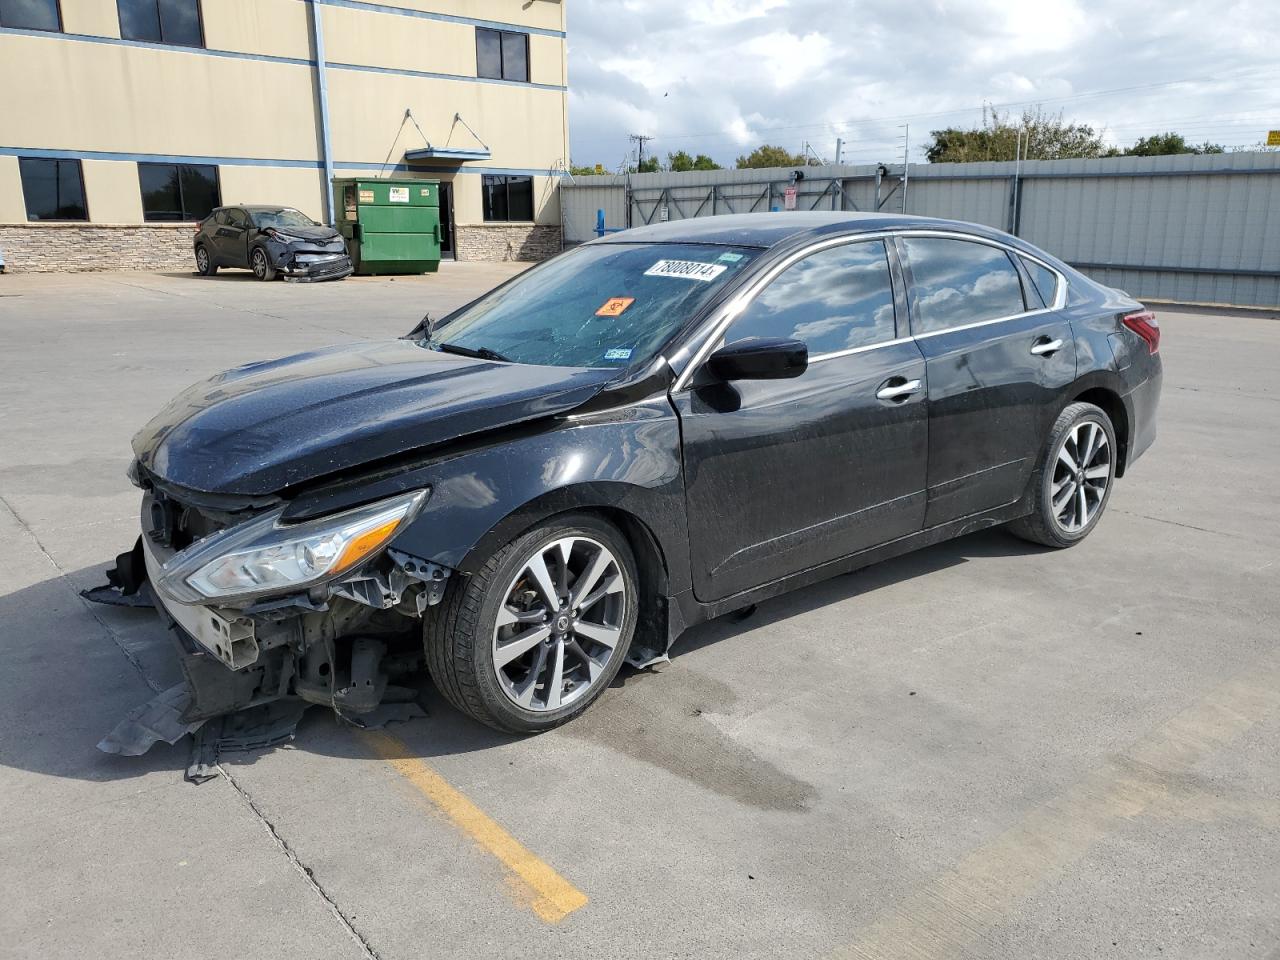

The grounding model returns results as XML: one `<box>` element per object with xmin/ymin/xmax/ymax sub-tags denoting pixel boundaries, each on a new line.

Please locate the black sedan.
<box><xmin>113</xmin><ymin>212</ymin><xmax>1160</xmax><ymax>737</ymax></box>
<box><xmin>193</xmin><ymin>205</ymin><xmax>352</xmax><ymax>281</ymax></box>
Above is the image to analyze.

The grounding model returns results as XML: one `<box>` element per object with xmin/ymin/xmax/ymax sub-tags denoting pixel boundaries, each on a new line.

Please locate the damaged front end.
<box><xmin>96</xmin><ymin>466</ymin><xmax>450</xmax><ymax>766</ymax></box>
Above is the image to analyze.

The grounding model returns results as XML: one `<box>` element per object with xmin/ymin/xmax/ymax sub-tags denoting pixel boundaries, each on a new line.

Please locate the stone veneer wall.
<box><xmin>0</xmin><ymin>223</ymin><xmax>197</xmax><ymax>272</ymax></box>
<box><xmin>453</xmin><ymin>223</ymin><xmax>561</xmax><ymax>262</ymax></box>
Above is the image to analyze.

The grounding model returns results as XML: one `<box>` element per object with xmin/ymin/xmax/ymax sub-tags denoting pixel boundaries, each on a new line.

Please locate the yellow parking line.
<box><xmin>360</xmin><ymin>729</ymin><xmax>589</xmax><ymax>924</ymax></box>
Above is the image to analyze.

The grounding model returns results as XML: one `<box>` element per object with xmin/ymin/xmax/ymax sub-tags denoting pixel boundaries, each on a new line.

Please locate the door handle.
<box><xmin>1031</xmin><ymin>337</ymin><xmax>1064</xmax><ymax>356</ymax></box>
<box><xmin>876</xmin><ymin>378</ymin><xmax>922</xmax><ymax>401</ymax></box>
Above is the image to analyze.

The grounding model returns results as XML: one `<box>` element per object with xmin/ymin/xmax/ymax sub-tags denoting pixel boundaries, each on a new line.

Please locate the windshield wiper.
<box><xmin>431</xmin><ymin>340</ymin><xmax>513</xmax><ymax>363</ymax></box>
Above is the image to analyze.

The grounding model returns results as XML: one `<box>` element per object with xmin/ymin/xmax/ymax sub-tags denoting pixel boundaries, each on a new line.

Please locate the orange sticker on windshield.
<box><xmin>595</xmin><ymin>297</ymin><xmax>635</xmax><ymax>317</ymax></box>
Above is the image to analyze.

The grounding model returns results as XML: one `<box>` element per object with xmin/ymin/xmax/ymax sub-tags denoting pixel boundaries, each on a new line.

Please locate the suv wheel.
<box><xmin>250</xmin><ymin>247</ymin><xmax>276</xmax><ymax>281</ymax></box>
<box><xmin>194</xmin><ymin>244</ymin><xmax>217</xmax><ymax>276</ymax></box>
<box><xmin>425</xmin><ymin>513</ymin><xmax>638</xmax><ymax>733</ymax></box>
<box><xmin>1009</xmin><ymin>401</ymin><xmax>1117</xmax><ymax>548</ymax></box>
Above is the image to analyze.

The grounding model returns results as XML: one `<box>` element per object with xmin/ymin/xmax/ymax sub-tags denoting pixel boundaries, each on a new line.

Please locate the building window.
<box><xmin>0</xmin><ymin>0</ymin><xmax>62</xmax><ymax>31</ymax></box>
<box><xmin>482</xmin><ymin>175</ymin><xmax>534</xmax><ymax>222</ymax></box>
<box><xmin>138</xmin><ymin>162</ymin><xmax>220</xmax><ymax>221</ymax></box>
<box><xmin>18</xmin><ymin>158</ymin><xmax>87</xmax><ymax>221</ymax></box>
<box><xmin>476</xmin><ymin>27</ymin><xmax>529</xmax><ymax>82</ymax></box>
<box><xmin>117</xmin><ymin>0</ymin><xmax>203</xmax><ymax>47</ymax></box>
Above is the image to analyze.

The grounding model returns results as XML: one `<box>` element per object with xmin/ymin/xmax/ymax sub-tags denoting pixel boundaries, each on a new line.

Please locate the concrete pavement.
<box><xmin>0</xmin><ymin>267</ymin><xmax>1276</xmax><ymax>959</ymax></box>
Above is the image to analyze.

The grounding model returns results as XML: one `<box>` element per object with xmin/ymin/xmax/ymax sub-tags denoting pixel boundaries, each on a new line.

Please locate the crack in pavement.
<box><xmin>0</xmin><ymin>492</ymin><xmax>160</xmax><ymax>694</ymax></box>
<box><xmin>218</xmin><ymin>763</ymin><xmax>381</xmax><ymax>960</ymax></box>
<box><xmin>1111</xmin><ymin>507</ymin><xmax>1257</xmax><ymax>541</ymax></box>
<box><xmin>0</xmin><ymin>490</ymin><xmax>378</xmax><ymax>959</ymax></box>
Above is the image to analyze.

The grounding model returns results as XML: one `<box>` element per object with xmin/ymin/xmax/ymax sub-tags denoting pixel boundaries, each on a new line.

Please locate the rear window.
<box><xmin>1020</xmin><ymin>256</ymin><xmax>1061</xmax><ymax>308</ymax></box>
<box><xmin>429</xmin><ymin>242</ymin><xmax>760</xmax><ymax>368</ymax></box>
<box><xmin>901</xmin><ymin>237</ymin><xmax>1026</xmax><ymax>334</ymax></box>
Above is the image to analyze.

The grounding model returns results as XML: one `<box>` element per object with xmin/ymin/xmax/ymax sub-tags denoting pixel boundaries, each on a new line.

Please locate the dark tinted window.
<box><xmin>0</xmin><ymin>0</ymin><xmax>61</xmax><ymax>30</ymax></box>
<box><xmin>18</xmin><ymin>158</ymin><xmax>87</xmax><ymax>220</ymax></box>
<box><xmin>500</xmin><ymin>31</ymin><xmax>529</xmax><ymax>82</ymax></box>
<box><xmin>1020</xmin><ymin>256</ymin><xmax>1060</xmax><ymax>308</ymax></box>
<box><xmin>118</xmin><ymin>0</ymin><xmax>202</xmax><ymax>46</ymax></box>
<box><xmin>728</xmin><ymin>241</ymin><xmax>897</xmax><ymax>354</ymax></box>
<box><xmin>139</xmin><ymin>162</ymin><xmax>220</xmax><ymax>221</ymax></box>
<box><xmin>476</xmin><ymin>27</ymin><xmax>529</xmax><ymax>82</ymax></box>
<box><xmin>482</xmin><ymin>175</ymin><xmax>534</xmax><ymax>222</ymax></box>
<box><xmin>431</xmin><ymin>242</ymin><xmax>759</xmax><ymax>368</ymax></box>
<box><xmin>476</xmin><ymin>27</ymin><xmax>502</xmax><ymax>79</ymax></box>
<box><xmin>901</xmin><ymin>237</ymin><xmax>1026</xmax><ymax>334</ymax></box>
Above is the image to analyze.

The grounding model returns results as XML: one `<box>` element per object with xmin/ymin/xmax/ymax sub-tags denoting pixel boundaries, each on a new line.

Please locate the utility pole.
<box><xmin>629</xmin><ymin>133</ymin><xmax>655</xmax><ymax>170</ymax></box>
<box><xmin>835</xmin><ymin>137</ymin><xmax>844</xmax><ymax>165</ymax></box>
<box><xmin>901</xmin><ymin>123</ymin><xmax>910</xmax><ymax>214</ymax></box>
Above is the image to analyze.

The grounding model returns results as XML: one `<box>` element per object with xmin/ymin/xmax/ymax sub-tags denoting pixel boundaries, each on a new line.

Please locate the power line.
<box><xmin>629</xmin><ymin>133</ymin><xmax>655</xmax><ymax>168</ymax></box>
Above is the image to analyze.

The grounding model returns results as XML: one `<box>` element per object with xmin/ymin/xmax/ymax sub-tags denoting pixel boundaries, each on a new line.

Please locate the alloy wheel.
<box><xmin>252</xmin><ymin>250</ymin><xmax>267</xmax><ymax>278</ymax></box>
<box><xmin>491</xmin><ymin>536</ymin><xmax>626</xmax><ymax>712</ymax></box>
<box><xmin>195</xmin><ymin>247</ymin><xmax>209</xmax><ymax>273</ymax></box>
<box><xmin>1050</xmin><ymin>419</ymin><xmax>1111</xmax><ymax>533</ymax></box>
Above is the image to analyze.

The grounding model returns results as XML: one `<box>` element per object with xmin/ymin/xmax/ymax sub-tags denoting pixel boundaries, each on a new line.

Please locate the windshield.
<box><xmin>252</xmin><ymin>208</ymin><xmax>316</xmax><ymax>229</ymax></box>
<box><xmin>427</xmin><ymin>242</ymin><xmax>760</xmax><ymax>368</ymax></box>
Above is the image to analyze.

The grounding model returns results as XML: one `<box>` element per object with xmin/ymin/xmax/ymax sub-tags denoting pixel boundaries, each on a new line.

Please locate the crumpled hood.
<box><xmin>133</xmin><ymin>339</ymin><xmax>616</xmax><ymax>495</ymax></box>
<box><xmin>271</xmin><ymin>225</ymin><xmax>342</xmax><ymax>243</ymax></box>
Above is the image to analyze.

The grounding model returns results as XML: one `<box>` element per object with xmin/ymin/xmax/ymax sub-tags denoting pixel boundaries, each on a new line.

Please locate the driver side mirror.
<box><xmin>706</xmin><ymin>337</ymin><xmax>808</xmax><ymax>381</ymax></box>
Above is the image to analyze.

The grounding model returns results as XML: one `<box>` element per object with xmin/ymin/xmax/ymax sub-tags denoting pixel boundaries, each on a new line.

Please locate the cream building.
<box><xmin>0</xmin><ymin>0</ymin><xmax>569</xmax><ymax>271</ymax></box>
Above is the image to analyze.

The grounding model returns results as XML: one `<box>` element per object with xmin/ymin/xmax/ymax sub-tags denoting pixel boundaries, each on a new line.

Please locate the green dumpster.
<box><xmin>333</xmin><ymin>177</ymin><xmax>442</xmax><ymax>275</ymax></box>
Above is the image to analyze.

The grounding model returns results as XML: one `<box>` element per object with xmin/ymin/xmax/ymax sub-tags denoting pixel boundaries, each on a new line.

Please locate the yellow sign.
<box><xmin>1267</xmin><ymin>130</ymin><xmax>1280</xmax><ymax>146</ymax></box>
<box><xmin>595</xmin><ymin>297</ymin><xmax>635</xmax><ymax>317</ymax></box>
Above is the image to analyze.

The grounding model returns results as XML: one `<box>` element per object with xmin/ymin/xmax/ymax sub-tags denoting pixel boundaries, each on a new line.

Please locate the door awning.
<box><xmin>404</xmin><ymin>146</ymin><xmax>491</xmax><ymax>162</ymax></box>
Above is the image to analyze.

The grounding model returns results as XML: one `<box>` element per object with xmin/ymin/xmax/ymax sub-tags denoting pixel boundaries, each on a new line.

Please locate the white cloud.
<box><xmin>566</xmin><ymin>0</ymin><xmax>1280</xmax><ymax>169</ymax></box>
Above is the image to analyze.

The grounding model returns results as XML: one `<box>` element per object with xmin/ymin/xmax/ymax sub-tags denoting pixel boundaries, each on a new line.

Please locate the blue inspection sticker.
<box><xmin>717</xmin><ymin>252</ymin><xmax>744</xmax><ymax>263</ymax></box>
<box><xmin>603</xmin><ymin>348</ymin><xmax>633</xmax><ymax>362</ymax></box>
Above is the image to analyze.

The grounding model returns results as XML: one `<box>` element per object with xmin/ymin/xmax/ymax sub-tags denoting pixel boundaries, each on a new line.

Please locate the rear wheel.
<box><xmin>425</xmin><ymin>513</ymin><xmax>638</xmax><ymax>733</ymax></box>
<box><xmin>1009</xmin><ymin>401</ymin><xmax>1116</xmax><ymax>548</ymax></box>
<box><xmin>250</xmin><ymin>247</ymin><xmax>276</xmax><ymax>281</ymax></box>
<box><xmin>194</xmin><ymin>244</ymin><xmax>217</xmax><ymax>276</ymax></box>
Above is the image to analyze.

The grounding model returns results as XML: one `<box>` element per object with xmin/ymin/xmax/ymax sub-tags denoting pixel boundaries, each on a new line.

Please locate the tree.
<box><xmin>1120</xmin><ymin>132</ymin><xmax>1224</xmax><ymax>156</ymax></box>
<box><xmin>925</xmin><ymin>107</ymin><xmax>1108</xmax><ymax>163</ymax></box>
<box><xmin>668</xmin><ymin>150</ymin><xmax>722</xmax><ymax>172</ymax></box>
<box><xmin>634</xmin><ymin>155</ymin><xmax>661</xmax><ymax>173</ymax></box>
<box><xmin>569</xmin><ymin>162</ymin><xmax>606</xmax><ymax>176</ymax></box>
<box><xmin>735</xmin><ymin>144</ymin><xmax>809</xmax><ymax>168</ymax></box>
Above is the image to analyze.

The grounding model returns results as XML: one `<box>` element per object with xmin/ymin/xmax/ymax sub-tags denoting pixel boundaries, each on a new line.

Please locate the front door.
<box><xmin>675</xmin><ymin>238</ymin><xmax>929</xmax><ymax>603</ymax></box>
<box><xmin>438</xmin><ymin>182</ymin><xmax>456</xmax><ymax>259</ymax></box>
<box><xmin>896</xmin><ymin>235</ymin><xmax>1076</xmax><ymax>527</ymax></box>
<box><xmin>213</xmin><ymin>207</ymin><xmax>251</xmax><ymax>267</ymax></box>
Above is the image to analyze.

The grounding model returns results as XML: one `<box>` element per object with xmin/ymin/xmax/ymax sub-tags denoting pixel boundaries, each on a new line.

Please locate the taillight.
<box><xmin>1122</xmin><ymin>310</ymin><xmax>1160</xmax><ymax>354</ymax></box>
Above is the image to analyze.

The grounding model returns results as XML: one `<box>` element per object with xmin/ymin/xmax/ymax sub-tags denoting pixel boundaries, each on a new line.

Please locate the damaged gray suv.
<box><xmin>100</xmin><ymin>212</ymin><xmax>1161</xmax><ymax>750</ymax></box>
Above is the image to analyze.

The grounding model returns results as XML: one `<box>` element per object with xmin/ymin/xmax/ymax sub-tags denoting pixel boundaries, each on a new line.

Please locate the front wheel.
<box><xmin>250</xmin><ymin>247</ymin><xmax>276</xmax><ymax>281</ymax></box>
<box><xmin>1008</xmin><ymin>401</ymin><xmax>1117</xmax><ymax>548</ymax></box>
<box><xmin>425</xmin><ymin>514</ymin><xmax>638</xmax><ymax>733</ymax></box>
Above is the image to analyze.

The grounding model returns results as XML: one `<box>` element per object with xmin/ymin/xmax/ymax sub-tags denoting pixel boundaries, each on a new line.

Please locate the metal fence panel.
<box><xmin>560</xmin><ymin>153</ymin><xmax>1280</xmax><ymax>306</ymax></box>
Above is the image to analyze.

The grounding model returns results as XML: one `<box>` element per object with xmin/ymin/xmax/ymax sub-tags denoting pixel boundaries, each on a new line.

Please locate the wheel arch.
<box><xmin>1068</xmin><ymin>378</ymin><xmax>1131</xmax><ymax>477</ymax></box>
<box><xmin>450</xmin><ymin>485</ymin><xmax>679</xmax><ymax>665</ymax></box>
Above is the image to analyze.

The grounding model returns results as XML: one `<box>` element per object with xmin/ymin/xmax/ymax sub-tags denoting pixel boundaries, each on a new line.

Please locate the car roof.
<box><xmin>592</xmin><ymin>211</ymin><xmax>1014</xmax><ymax>249</ymax></box>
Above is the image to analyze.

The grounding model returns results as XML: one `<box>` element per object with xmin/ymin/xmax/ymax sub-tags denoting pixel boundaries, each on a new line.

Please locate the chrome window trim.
<box><xmin>668</xmin><ymin>228</ymin><xmax>1069</xmax><ymax>393</ymax></box>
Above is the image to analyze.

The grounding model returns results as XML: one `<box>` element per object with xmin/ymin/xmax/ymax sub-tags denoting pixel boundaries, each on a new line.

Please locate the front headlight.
<box><xmin>160</xmin><ymin>489</ymin><xmax>426</xmax><ymax>603</ymax></box>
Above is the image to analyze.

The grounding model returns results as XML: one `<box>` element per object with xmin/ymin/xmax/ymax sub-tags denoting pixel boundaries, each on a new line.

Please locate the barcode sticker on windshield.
<box><xmin>644</xmin><ymin>260</ymin><xmax>727</xmax><ymax>282</ymax></box>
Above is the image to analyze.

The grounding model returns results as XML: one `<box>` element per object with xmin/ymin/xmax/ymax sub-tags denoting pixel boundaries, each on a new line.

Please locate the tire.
<box><xmin>1008</xmin><ymin>401</ymin><xmax>1117</xmax><ymax>548</ymax></box>
<box><xmin>250</xmin><ymin>247</ymin><xmax>276</xmax><ymax>281</ymax></box>
<box><xmin>194</xmin><ymin>244</ymin><xmax>217</xmax><ymax>276</ymax></box>
<box><xmin>425</xmin><ymin>513</ymin><xmax>639</xmax><ymax>733</ymax></box>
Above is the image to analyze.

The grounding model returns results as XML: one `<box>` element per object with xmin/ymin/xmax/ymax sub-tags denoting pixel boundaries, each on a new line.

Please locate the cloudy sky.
<box><xmin>565</xmin><ymin>0</ymin><xmax>1278</xmax><ymax>170</ymax></box>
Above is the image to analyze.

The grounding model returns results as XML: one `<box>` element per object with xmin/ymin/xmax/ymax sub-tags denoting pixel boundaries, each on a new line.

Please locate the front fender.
<box><xmin>390</xmin><ymin>397</ymin><xmax>689</xmax><ymax>593</ymax></box>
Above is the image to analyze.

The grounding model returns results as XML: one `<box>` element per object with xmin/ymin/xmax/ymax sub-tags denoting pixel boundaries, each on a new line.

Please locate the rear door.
<box><xmin>674</xmin><ymin>237</ymin><xmax>929</xmax><ymax>602</ymax></box>
<box><xmin>897</xmin><ymin>235</ymin><xmax>1075</xmax><ymax>527</ymax></box>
